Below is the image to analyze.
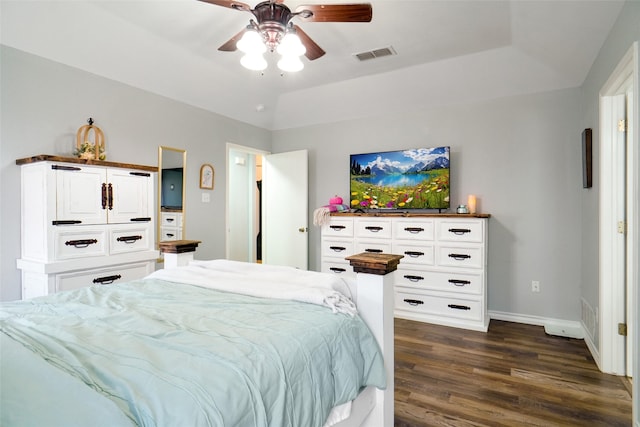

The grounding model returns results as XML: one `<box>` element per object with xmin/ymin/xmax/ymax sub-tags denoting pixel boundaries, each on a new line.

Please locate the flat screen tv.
<box><xmin>350</xmin><ymin>146</ymin><xmax>450</xmax><ymax>211</ymax></box>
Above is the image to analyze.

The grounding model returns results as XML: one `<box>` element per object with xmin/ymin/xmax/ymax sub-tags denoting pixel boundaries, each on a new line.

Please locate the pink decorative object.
<box><xmin>329</xmin><ymin>195</ymin><xmax>343</xmax><ymax>205</ymax></box>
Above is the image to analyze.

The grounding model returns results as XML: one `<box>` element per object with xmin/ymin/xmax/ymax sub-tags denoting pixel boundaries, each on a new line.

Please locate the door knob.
<box><xmin>298</xmin><ymin>227</ymin><xmax>308</xmax><ymax>233</ymax></box>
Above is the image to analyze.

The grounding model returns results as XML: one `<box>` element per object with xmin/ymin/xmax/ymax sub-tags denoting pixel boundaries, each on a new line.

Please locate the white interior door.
<box><xmin>599</xmin><ymin>93</ymin><xmax>627</xmax><ymax>376</ymax></box>
<box><xmin>596</xmin><ymin>39</ymin><xmax>638</xmax><ymax>427</ymax></box>
<box><xmin>624</xmin><ymin>89</ymin><xmax>634</xmax><ymax>378</ymax></box>
<box><xmin>262</xmin><ymin>149</ymin><xmax>308</xmax><ymax>269</ymax></box>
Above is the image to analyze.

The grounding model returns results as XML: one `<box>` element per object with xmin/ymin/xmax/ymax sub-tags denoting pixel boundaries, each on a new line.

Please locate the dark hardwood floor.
<box><xmin>394</xmin><ymin>318</ymin><xmax>633</xmax><ymax>427</ymax></box>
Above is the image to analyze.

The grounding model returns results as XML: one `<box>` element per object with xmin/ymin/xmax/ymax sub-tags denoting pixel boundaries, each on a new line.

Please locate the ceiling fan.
<box><xmin>198</xmin><ymin>0</ymin><xmax>373</xmax><ymax>68</ymax></box>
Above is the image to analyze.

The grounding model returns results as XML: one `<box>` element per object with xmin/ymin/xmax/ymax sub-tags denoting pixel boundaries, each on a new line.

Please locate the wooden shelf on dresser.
<box><xmin>15</xmin><ymin>155</ymin><xmax>159</xmax><ymax>299</ymax></box>
<box><xmin>321</xmin><ymin>212</ymin><xmax>490</xmax><ymax>332</ymax></box>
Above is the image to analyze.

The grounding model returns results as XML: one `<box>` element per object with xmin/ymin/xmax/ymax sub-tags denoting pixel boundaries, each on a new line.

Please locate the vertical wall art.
<box><xmin>582</xmin><ymin>128</ymin><xmax>592</xmax><ymax>188</ymax></box>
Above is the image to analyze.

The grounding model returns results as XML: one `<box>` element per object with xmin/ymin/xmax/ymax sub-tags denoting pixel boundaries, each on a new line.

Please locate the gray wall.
<box><xmin>273</xmin><ymin>88</ymin><xmax>584</xmax><ymax>321</ymax></box>
<box><xmin>0</xmin><ymin>45</ymin><xmax>271</xmax><ymax>301</ymax></box>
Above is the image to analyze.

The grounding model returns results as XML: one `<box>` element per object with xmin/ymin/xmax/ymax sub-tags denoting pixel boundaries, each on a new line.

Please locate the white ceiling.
<box><xmin>1</xmin><ymin>0</ymin><xmax>624</xmax><ymax>130</ymax></box>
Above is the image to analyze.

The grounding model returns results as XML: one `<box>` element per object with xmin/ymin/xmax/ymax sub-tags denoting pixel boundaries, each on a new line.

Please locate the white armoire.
<box><xmin>16</xmin><ymin>155</ymin><xmax>158</xmax><ymax>299</ymax></box>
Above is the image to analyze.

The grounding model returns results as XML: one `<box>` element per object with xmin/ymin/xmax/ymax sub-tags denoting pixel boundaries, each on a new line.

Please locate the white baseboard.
<box><xmin>488</xmin><ymin>310</ymin><xmax>585</xmax><ymax>339</ymax></box>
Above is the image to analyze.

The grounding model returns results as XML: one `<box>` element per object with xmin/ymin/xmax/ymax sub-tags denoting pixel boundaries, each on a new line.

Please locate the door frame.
<box><xmin>225</xmin><ymin>143</ymin><xmax>269</xmax><ymax>261</ymax></box>
<box><xmin>598</xmin><ymin>42</ymin><xmax>638</xmax><ymax>406</ymax></box>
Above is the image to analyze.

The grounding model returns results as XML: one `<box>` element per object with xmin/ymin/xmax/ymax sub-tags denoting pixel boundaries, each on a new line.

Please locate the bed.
<box><xmin>0</xmin><ymin>259</ymin><xmax>389</xmax><ymax>427</ymax></box>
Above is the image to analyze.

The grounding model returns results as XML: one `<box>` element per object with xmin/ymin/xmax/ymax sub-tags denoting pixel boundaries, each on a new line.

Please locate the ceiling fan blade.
<box><xmin>294</xmin><ymin>25</ymin><xmax>325</xmax><ymax>61</ymax></box>
<box><xmin>218</xmin><ymin>28</ymin><xmax>247</xmax><ymax>52</ymax></box>
<box><xmin>198</xmin><ymin>0</ymin><xmax>252</xmax><ymax>13</ymax></box>
<box><xmin>294</xmin><ymin>4</ymin><xmax>372</xmax><ymax>23</ymax></box>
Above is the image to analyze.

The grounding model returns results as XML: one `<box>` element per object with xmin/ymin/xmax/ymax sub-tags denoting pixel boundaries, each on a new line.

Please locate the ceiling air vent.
<box><xmin>354</xmin><ymin>46</ymin><xmax>396</xmax><ymax>62</ymax></box>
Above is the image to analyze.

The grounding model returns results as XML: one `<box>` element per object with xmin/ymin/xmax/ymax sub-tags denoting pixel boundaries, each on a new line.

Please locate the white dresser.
<box><xmin>16</xmin><ymin>155</ymin><xmax>159</xmax><ymax>299</ymax></box>
<box><xmin>321</xmin><ymin>213</ymin><xmax>490</xmax><ymax>331</ymax></box>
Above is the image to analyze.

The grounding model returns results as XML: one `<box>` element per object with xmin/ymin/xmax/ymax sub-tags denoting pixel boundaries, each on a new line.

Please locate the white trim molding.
<box><xmin>488</xmin><ymin>311</ymin><xmax>585</xmax><ymax>339</ymax></box>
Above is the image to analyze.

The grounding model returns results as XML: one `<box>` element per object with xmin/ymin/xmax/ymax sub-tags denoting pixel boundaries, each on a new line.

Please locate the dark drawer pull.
<box><xmin>365</xmin><ymin>248</ymin><xmax>383</xmax><ymax>253</ymax></box>
<box><xmin>165</xmin><ymin>218</ymin><xmax>175</xmax><ymax>223</ymax></box>
<box><xmin>449</xmin><ymin>228</ymin><xmax>471</xmax><ymax>235</ymax></box>
<box><xmin>52</xmin><ymin>220</ymin><xmax>82</xmax><ymax>225</ymax></box>
<box><xmin>448</xmin><ymin>253</ymin><xmax>471</xmax><ymax>261</ymax></box>
<box><xmin>101</xmin><ymin>183</ymin><xmax>107</xmax><ymax>209</ymax></box>
<box><xmin>329</xmin><ymin>267</ymin><xmax>346</xmax><ymax>273</ymax></box>
<box><xmin>329</xmin><ymin>246</ymin><xmax>346</xmax><ymax>252</ymax></box>
<box><xmin>329</xmin><ymin>225</ymin><xmax>346</xmax><ymax>231</ymax></box>
<box><xmin>130</xmin><ymin>172</ymin><xmax>151</xmax><ymax>177</ymax></box>
<box><xmin>404</xmin><ymin>275</ymin><xmax>424</xmax><ymax>282</ymax></box>
<box><xmin>107</xmin><ymin>183</ymin><xmax>113</xmax><ymax>210</ymax></box>
<box><xmin>449</xmin><ymin>279</ymin><xmax>471</xmax><ymax>286</ymax></box>
<box><xmin>404</xmin><ymin>227</ymin><xmax>424</xmax><ymax>233</ymax></box>
<box><xmin>65</xmin><ymin>239</ymin><xmax>98</xmax><ymax>248</ymax></box>
<box><xmin>117</xmin><ymin>235</ymin><xmax>142</xmax><ymax>244</ymax></box>
<box><xmin>165</xmin><ymin>233</ymin><xmax>175</xmax><ymax>237</ymax></box>
<box><xmin>404</xmin><ymin>251</ymin><xmax>424</xmax><ymax>257</ymax></box>
<box><xmin>130</xmin><ymin>217</ymin><xmax>152</xmax><ymax>222</ymax></box>
<box><xmin>365</xmin><ymin>226</ymin><xmax>383</xmax><ymax>232</ymax></box>
<box><xmin>52</xmin><ymin>165</ymin><xmax>81</xmax><ymax>171</ymax></box>
<box><xmin>404</xmin><ymin>299</ymin><xmax>424</xmax><ymax>306</ymax></box>
<box><xmin>93</xmin><ymin>274</ymin><xmax>122</xmax><ymax>285</ymax></box>
<box><xmin>448</xmin><ymin>304</ymin><xmax>471</xmax><ymax>311</ymax></box>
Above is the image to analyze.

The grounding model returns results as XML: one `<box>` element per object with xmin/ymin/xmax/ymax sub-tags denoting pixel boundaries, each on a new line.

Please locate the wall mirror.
<box><xmin>158</xmin><ymin>146</ymin><xmax>186</xmax><ymax>244</ymax></box>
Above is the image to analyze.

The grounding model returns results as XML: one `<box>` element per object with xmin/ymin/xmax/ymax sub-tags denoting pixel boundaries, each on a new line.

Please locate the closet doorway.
<box><xmin>226</xmin><ymin>144</ymin><xmax>265</xmax><ymax>263</ymax></box>
<box><xmin>226</xmin><ymin>144</ymin><xmax>309</xmax><ymax>269</ymax></box>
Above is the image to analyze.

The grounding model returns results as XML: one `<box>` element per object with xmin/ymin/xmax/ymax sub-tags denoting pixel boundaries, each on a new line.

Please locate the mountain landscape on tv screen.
<box><xmin>350</xmin><ymin>147</ymin><xmax>450</xmax><ymax>210</ymax></box>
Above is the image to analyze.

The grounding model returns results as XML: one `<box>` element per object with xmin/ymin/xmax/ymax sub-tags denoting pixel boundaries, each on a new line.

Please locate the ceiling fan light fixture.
<box><xmin>276</xmin><ymin>31</ymin><xmax>306</xmax><ymax>57</ymax></box>
<box><xmin>240</xmin><ymin>52</ymin><xmax>268</xmax><ymax>71</ymax></box>
<box><xmin>206</xmin><ymin>1</ymin><xmax>373</xmax><ymax>69</ymax></box>
<box><xmin>277</xmin><ymin>55</ymin><xmax>304</xmax><ymax>72</ymax></box>
<box><xmin>236</xmin><ymin>28</ymin><xmax>266</xmax><ymax>54</ymax></box>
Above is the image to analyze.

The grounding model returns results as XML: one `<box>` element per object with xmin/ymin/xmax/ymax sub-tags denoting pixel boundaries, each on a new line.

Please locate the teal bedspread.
<box><xmin>0</xmin><ymin>278</ymin><xmax>385</xmax><ymax>427</ymax></box>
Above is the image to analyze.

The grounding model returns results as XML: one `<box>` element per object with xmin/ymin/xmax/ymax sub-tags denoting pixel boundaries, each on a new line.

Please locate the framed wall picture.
<box><xmin>199</xmin><ymin>164</ymin><xmax>214</xmax><ymax>190</ymax></box>
<box><xmin>582</xmin><ymin>128</ymin><xmax>592</xmax><ymax>188</ymax></box>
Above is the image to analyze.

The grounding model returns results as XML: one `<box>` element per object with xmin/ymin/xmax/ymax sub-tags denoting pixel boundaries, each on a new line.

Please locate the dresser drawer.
<box><xmin>322</xmin><ymin>218</ymin><xmax>354</xmax><ymax>237</ymax></box>
<box><xmin>437</xmin><ymin>245</ymin><xmax>484</xmax><ymax>269</ymax></box>
<box><xmin>110</xmin><ymin>225</ymin><xmax>153</xmax><ymax>254</ymax></box>
<box><xmin>392</xmin><ymin>242</ymin><xmax>434</xmax><ymax>266</ymax></box>
<box><xmin>56</xmin><ymin>262</ymin><xmax>153</xmax><ymax>292</ymax></box>
<box><xmin>321</xmin><ymin>260</ymin><xmax>356</xmax><ymax>278</ymax></box>
<box><xmin>437</xmin><ymin>220</ymin><xmax>484</xmax><ymax>243</ymax></box>
<box><xmin>161</xmin><ymin>212</ymin><xmax>183</xmax><ymax>227</ymax></box>
<box><xmin>395</xmin><ymin>268</ymin><xmax>483</xmax><ymax>295</ymax></box>
<box><xmin>355</xmin><ymin>240</ymin><xmax>392</xmax><ymax>255</ymax></box>
<box><xmin>160</xmin><ymin>227</ymin><xmax>182</xmax><ymax>241</ymax></box>
<box><xmin>54</xmin><ymin>227</ymin><xmax>107</xmax><ymax>260</ymax></box>
<box><xmin>322</xmin><ymin>239</ymin><xmax>355</xmax><ymax>258</ymax></box>
<box><xmin>393</xmin><ymin>219</ymin><xmax>435</xmax><ymax>241</ymax></box>
<box><xmin>355</xmin><ymin>218</ymin><xmax>392</xmax><ymax>239</ymax></box>
<box><xmin>396</xmin><ymin>290</ymin><xmax>482</xmax><ymax>321</ymax></box>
